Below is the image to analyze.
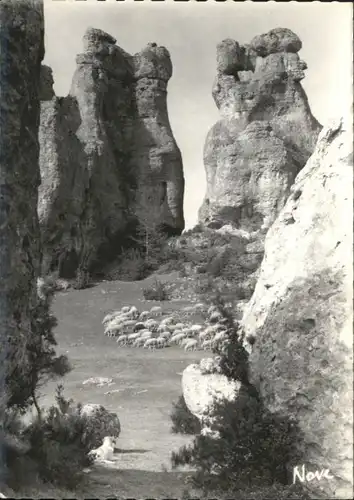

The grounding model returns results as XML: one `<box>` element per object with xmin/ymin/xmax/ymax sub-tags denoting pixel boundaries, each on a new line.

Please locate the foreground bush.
<box><xmin>170</xmin><ymin>395</ymin><xmax>201</xmax><ymax>435</ymax></box>
<box><xmin>21</xmin><ymin>386</ymin><xmax>94</xmax><ymax>490</ymax></box>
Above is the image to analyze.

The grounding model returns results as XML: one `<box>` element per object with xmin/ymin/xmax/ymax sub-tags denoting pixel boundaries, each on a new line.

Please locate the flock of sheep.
<box><xmin>102</xmin><ymin>303</ymin><xmax>230</xmax><ymax>352</ymax></box>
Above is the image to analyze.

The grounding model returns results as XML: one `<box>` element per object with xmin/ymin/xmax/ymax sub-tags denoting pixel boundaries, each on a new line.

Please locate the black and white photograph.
<box><xmin>0</xmin><ymin>0</ymin><xmax>352</xmax><ymax>498</ymax></box>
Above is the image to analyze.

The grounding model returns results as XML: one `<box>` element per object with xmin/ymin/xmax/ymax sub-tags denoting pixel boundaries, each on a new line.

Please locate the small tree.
<box><xmin>6</xmin><ymin>279</ymin><xmax>71</xmax><ymax>418</ymax></box>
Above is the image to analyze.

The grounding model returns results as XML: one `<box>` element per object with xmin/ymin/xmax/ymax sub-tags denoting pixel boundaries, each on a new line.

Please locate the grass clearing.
<box><xmin>18</xmin><ymin>273</ymin><xmax>205</xmax><ymax>498</ymax></box>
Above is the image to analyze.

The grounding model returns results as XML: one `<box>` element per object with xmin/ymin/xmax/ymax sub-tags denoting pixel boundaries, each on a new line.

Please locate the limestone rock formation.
<box><xmin>38</xmin><ymin>28</ymin><xmax>184</xmax><ymax>278</ymax></box>
<box><xmin>242</xmin><ymin>117</ymin><xmax>353</xmax><ymax>499</ymax></box>
<box><xmin>199</xmin><ymin>28</ymin><xmax>322</xmax><ymax>233</ymax></box>
<box><xmin>0</xmin><ymin>0</ymin><xmax>44</xmax><ymax>406</ymax></box>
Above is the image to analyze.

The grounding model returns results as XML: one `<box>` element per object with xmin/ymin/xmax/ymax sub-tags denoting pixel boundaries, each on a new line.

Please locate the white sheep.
<box><xmin>122</xmin><ymin>319</ymin><xmax>137</xmax><ymax>329</ymax></box>
<box><xmin>133</xmin><ymin>337</ymin><xmax>146</xmax><ymax>347</ymax></box>
<box><xmin>105</xmin><ymin>323</ymin><xmax>125</xmax><ymax>337</ymax></box>
<box><xmin>127</xmin><ymin>306</ymin><xmax>139</xmax><ymax>319</ymax></box>
<box><xmin>102</xmin><ymin>311</ymin><xmax>119</xmax><ymax>325</ymax></box>
<box><xmin>127</xmin><ymin>332</ymin><xmax>141</xmax><ymax>342</ymax></box>
<box><xmin>160</xmin><ymin>316</ymin><xmax>175</xmax><ymax>326</ymax></box>
<box><xmin>184</xmin><ymin>339</ymin><xmax>198</xmax><ymax>351</ymax></box>
<box><xmin>150</xmin><ymin>305</ymin><xmax>162</xmax><ymax>316</ymax></box>
<box><xmin>189</xmin><ymin>324</ymin><xmax>203</xmax><ymax>334</ymax></box>
<box><xmin>174</xmin><ymin>322</ymin><xmax>186</xmax><ymax>330</ymax></box>
<box><xmin>170</xmin><ymin>332</ymin><xmax>186</xmax><ymax>345</ymax></box>
<box><xmin>202</xmin><ymin>339</ymin><xmax>213</xmax><ymax>350</ymax></box>
<box><xmin>88</xmin><ymin>436</ymin><xmax>115</xmax><ymax>461</ymax></box>
<box><xmin>156</xmin><ymin>337</ymin><xmax>167</xmax><ymax>348</ymax></box>
<box><xmin>159</xmin><ymin>330</ymin><xmax>171</xmax><ymax>340</ymax></box>
<box><xmin>144</xmin><ymin>338</ymin><xmax>158</xmax><ymax>350</ymax></box>
<box><xmin>116</xmin><ymin>334</ymin><xmax>128</xmax><ymax>345</ymax></box>
<box><xmin>121</xmin><ymin>306</ymin><xmax>131</xmax><ymax>314</ymax></box>
<box><xmin>145</xmin><ymin>319</ymin><xmax>159</xmax><ymax>332</ymax></box>
<box><xmin>139</xmin><ymin>310</ymin><xmax>150</xmax><ymax>321</ymax></box>
<box><xmin>193</xmin><ymin>302</ymin><xmax>206</xmax><ymax>312</ymax></box>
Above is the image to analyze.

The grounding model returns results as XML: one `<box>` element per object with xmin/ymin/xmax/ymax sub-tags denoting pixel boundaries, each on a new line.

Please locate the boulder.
<box><xmin>80</xmin><ymin>403</ymin><xmax>121</xmax><ymax>449</ymax></box>
<box><xmin>242</xmin><ymin>117</ymin><xmax>353</xmax><ymax>499</ymax></box>
<box><xmin>182</xmin><ymin>363</ymin><xmax>241</xmax><ymax>436</ymax></box>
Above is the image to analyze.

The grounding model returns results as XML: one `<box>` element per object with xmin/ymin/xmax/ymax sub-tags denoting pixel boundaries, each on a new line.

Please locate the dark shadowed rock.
<box><xmin>199</xmin><ymin>28</ymin><xmax>321</xmax><ymax>234</ymax></box>
<box><xmin>242</xmin><ymin>117</ymin><xmax>353</xmax><ymax>499</ymax></box>
<box><xmin>38</xmin><ymin>28</ymin><xmax>184</xmax><ymax>278</ymax></box>
<box><xmin>0</xmin><ymin>0</ymin><xmax>44</xmax><ymax>405</ymax></box>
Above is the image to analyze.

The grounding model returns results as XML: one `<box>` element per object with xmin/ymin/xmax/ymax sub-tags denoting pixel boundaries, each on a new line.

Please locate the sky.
<box><xmin>43</xmin><ymin>0</ymin><xmax>353</xmax><ymax>229</ymax></box>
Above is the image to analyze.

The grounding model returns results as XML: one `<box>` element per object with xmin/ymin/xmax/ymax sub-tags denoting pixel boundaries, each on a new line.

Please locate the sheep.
<box><xmin>184</xmin><ymin>339</ymin><xmax>198</xmax><ymax>351</ymax></box>
<box><xmin>159</xmin><ymin>330</ymin><xmax>171</xmax><ymax>340</ymax></box>
<box><xmin>116</xmin><ymin>334</ymin><xmax>128</xmax><ymax>345</ymax></box>
<box><xmin>174</xmin><ymin>322</ymin><xmax>186</xmax><ymax>330</ymax></box>
<box><xmin>189</xmin><ymin>324</ymin><xmax>203</xmax><ymax>334</ymax></box>
<box><xmin>170</xmin><ymin>332</ymin><xmax>187</xmax><ymax>345</ymax></box>
<box><xmin>145</xmin><ymin>319</ymin><xmax>159</xmax><ymax>332</ymax></box>
<box><xmin>212</xmin><ymin>331</ymin><xmax>228</xmax><ymax>346</ymax></box>
<box><xmin>150</xmin><ymin>305</ymin><xmax>162</xmax><ymax>317</ymax></box>
<box><xmin>201</xmin><ymin>339</ymin><xmax>213</xmax><ymax>350</ymax></box>
<box><xmin>121</xmin><ymin>306</ymin><xmax>131</xmax><ymax>314</ymax></box>
<box><xmin>133</xmin><ymin>322</ymin><xmax>146</xmax><ymax>332</ymax></box>
<box><xmin>126</xmin><ymin>306</ymin><xmax>139</xmax><ymax>319</ymax></box>
<box><xmin>144</xmin><ymin>338</ymin><xmax>158</xmax><ymax>350</ymax></box>
<box><xmin>102</xmin><ymin>311</ymin><xmax>119</xmax><ymax>325</ymax></box>
<box><xmin>160</xmin><ymin>316</ymin><xmax>175</xmax><ymax>326</ymax></box>
<box><xmin>199</xmin><ymin>330</ymin><xmax>211</xmax><ymax>342</ymax></box>
<box><xmin>133</xmin><ymin>337</ymin><xmax>146</xmax><ymax>347</ymax></box>
<box><xmin>156</xmin><ymin>337</ymin><xmax>167</xmax><ymax>348</ymax></box>
<box><xmin>122</xmin><ymin>319</ymin><xmax>137</xmax><ymax>329</ymax></box>
<box><xmin>105</xmin><ymin>323</ymin><xmax>125</xmax><ymax>337</ymax></box>
<box><xmin>127</xmin><ymin>332</ymin><xmax>141</xmax><ymax>342</ymax></box>
<box><xmin>139</xmin><ymin>310</ymin><xmax>150</xmax><ymax>321</ymax></box>
<box><xmin>88</xmin><ymin>436</ymin><xmax>115</xmax><ymax>461</ymax></box>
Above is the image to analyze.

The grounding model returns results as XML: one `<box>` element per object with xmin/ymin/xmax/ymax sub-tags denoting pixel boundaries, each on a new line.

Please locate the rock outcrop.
<box><xmin>199</xmin><ymin>28</ymin><xmax>322</xmax><ymax>233</ymax></box>
<box><xmin>0</xmin><ymin>0</ymin><xmax>44</xmax><ymax>405</ymax></box>
<box><xmin>38</xmin><ymin>28</ymin><xmax>184</xmax><ymax>278</ymax></box>
<box><xmin>242</xmin><ymin>117</ymin><xmax>353</xmax><ymax>499</ymax></box>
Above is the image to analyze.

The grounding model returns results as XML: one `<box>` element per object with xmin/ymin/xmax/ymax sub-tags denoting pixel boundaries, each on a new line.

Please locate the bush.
<box><xmin>22</xmin><ymin>385</ymin><xmax>94</xmax><ymax>490</ymax></box>
<box><xmin>142</xmin><ymin>278</ymin><xmax>170</xmax><ymax>301</ymax></box>
<box><xmin>6</xmin><ymin>278</ymin><xmax>71</xmax><ymax>414</ymax></box>
<box><xmin>170</xmin><ymin>395</ymin><xmax>201</xmax><ymax>435</ymax></box>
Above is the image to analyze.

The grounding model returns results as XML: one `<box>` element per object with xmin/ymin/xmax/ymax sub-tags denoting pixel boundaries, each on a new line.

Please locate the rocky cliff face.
<box><xmin>0</xmin><ymin>0</ymin><xmax>44</xmax><ymax>405</ymax></box>
<box><xmin>38</xmin><ymin>28</ymin><xmax>184</xmax><ymax>278</ymax></box>
<box><xmin>199</xmin><ymin>28</ymin><xmax>322</xmax><ymax>233</ymax></box>
<box><xmin>242</xmin><ymin>117</ymin><xmax>353</xmax><ymax>499</ymax></box>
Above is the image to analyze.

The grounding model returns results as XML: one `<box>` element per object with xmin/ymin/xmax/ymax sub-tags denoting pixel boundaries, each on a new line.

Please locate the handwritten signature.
<box><xmin>293</xmin><ymin>464</ymin><xmax>334</xmax><ymax>484</ymax></box>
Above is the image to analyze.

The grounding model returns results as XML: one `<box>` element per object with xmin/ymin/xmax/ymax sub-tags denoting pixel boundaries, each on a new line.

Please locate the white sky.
<box><xmin>43</xmin><ymin>0</ymin><xmax>353</xmax><ymax>229</ymax></box>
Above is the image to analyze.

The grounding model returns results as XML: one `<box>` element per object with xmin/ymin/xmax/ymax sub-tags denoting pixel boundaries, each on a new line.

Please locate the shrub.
<box><xmin>22</xmin><ymin>385</ymin><xmax>94</xmax><ymax>490</ymax></box>
<box><xmin>170</xmin><ymin>395</ymin><xmax>201</xmax><ymax>435</ymax></box>
<box><xmin>6</xmin><ymin>278</ymin><xmax>71</xmax><ymax>414</ymax></box>
<box><xmin>142</xmin><ymin>278</ymin><xmax>170</xmax><ymax>301</ymax></box>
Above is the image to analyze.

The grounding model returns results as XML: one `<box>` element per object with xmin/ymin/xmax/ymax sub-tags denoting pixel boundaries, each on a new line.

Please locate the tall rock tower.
<box><xmin>199</xmin><ymin>28</ymin><xmax>322</xmax><ymax>232</ymax></box>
